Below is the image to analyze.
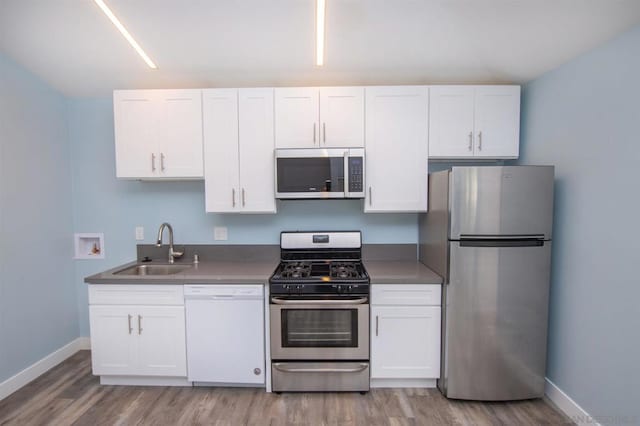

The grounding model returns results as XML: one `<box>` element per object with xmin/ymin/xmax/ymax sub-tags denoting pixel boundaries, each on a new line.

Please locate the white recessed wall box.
<box><xmin>74</xmin><ymin>233</ymin><xmax>105</xmax><ymax>259</ymax></box>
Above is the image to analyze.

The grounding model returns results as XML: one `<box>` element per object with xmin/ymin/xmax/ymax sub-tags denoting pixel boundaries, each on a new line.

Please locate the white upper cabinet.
<box><xmin>203</xmin><ymin>89</ymin><xmax>239</xmax><ymax>213</ymax></box>
<box><xmin>156</xmin><ymin>90</ymin><xmax>205</xmax><ymax>177</ymax></box>
<box><xmin>238</xmin><ymin>88</ymin><xmax>277</xmax><ymax>212</ymax></box>
<box><xmin>114</xmin><ymin>89</ymin><xmax>203</xmax><ymax>179</ymax></box>
<box><xmin>319</xmin><ymin>87</ymin><xmax>365</xmax><ymax>147</ymax></box>
<box><xmin>365</xmin><ymin>86</ymin><xmax>429</xmax><ymax>213</ymax></box>
<box><xmin>203</xmin><ymin>88</ymin><xmax>276</xmax><ymax>214</ymax></box>
<box><xmin>429</xmin><ymin>85</ymin><xmax>520</xmax><ymax>159</ymax></box>
<box><xmin>275</xmin><ymin>87</ymin><xmax>364</xmax><ymax>148</ymax></box>
<box><xmin>428</xmin><ymin>86</ymin><xmax>475</xmax><ymax>157</ymax></box>
<box><xmin>473</xmin><ymin>86</ymin><xmax>521</xmax><ymax>158</ymax></box>
<box><xmin>274</xmin><ymin>87</ymin><xmax>318</xmax><ymax>148</ymax></box>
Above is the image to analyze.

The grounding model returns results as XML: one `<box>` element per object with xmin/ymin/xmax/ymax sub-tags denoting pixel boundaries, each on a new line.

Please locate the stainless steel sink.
<box><xmin>114</xmin><ymin>264</ymin><xmax>190</xmax><ymax>276</ymax></box>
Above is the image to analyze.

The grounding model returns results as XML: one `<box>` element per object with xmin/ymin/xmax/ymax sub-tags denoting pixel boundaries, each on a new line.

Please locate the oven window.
<box><xmin>277</xmin><ymin>157</ymin><xmax>345</xmax><ymax>193</ymax></box>
<box><xmin>281</xmin><ymin>309</ymin><xmax>358</xmax><ymax>347</ymax></box>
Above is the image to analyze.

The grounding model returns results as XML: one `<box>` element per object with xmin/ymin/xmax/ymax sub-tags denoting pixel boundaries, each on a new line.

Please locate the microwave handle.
<box><xmin>343</xmin><ymin>151</ymin><xmax>349</xmax><ymax>198</ymax></box>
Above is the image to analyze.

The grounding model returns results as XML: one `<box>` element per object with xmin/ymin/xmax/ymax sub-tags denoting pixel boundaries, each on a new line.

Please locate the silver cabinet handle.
<box><xmin>368</xmin><ymin>187</ymin><xmax>372</xmax><ymax>206</ymax></box>
<box><xmin>313</xmin><ymin>123</ymin><xmax>316</xmax><ymax>144</ymax></box>
<box><xmin>323</xmin><ymin>122</ymin><xmax>326</xmax><ymax>144</ymax></box>
<box><xmin>273</xmin><ymin>363</ymin><xmax>368</xmax><ymax>373</ymax></box>
<box><xmin>242</xmin><ymin>188</ymin><xmax>246</xmax><ymax>207</ymax></box>
<box><xmin>376</xmin><ymin>315</ymin><xmax>379</xmax><ymax>336</ymax></box>
<box><xmin>468</xmin><ymin>132</ymin><xmax>473</xmax><ymax>151</ymax></box>
<box><xmin>478</xmin><ymin>131</ymin><xmax>482</xmax><ymax>151</ymax></box>
<box><xmin>160</xmin><ymin>153</ymin><xmax>165</xmax><ymax>171</ymax></box>
<box><xmin>232</xmin><ymin>188</ymin><xmax>236</xmax><ymax>207</ymax></box>
<box><xmin>138</xmin><ymin>315</ymin><xmax>143</xmax><ymax>335</ymax></box>
<box><xmin>127</xmin><ymin>314</ymin><xmax>133</xmax><ymax>334</ymax></box>
<box><xmin>151</xmin><ymin>153</ymin><xmax>156</xmax><ymax>171</ymax></box>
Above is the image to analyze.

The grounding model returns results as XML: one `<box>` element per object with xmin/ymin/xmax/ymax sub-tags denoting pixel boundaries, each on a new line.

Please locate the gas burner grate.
<box><xmin>280</xmin><ymin>262</ymin><xmax>312</xmax><ymax>279</ymax></box>
<box><xmin>330</xmin><ymin>263</ymin><xmax>361</xmax><ymax>279</ymax></box>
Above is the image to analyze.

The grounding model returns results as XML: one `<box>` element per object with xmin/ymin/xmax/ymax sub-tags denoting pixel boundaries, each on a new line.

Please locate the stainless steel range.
<box><xmin>269</xmin><ymin>231</ymin><xmax>370</xmax><ymax>393</ymax></box>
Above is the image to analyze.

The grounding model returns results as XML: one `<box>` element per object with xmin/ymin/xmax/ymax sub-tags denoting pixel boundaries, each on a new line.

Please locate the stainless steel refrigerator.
<box><xmin>419</xmin><ymin>166</ymin><xmax>554</xmax><ymax>401</ymax></box>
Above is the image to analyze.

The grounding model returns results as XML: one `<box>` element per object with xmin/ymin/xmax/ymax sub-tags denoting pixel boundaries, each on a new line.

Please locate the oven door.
<box><xmin>270</xmin><ymin>296</ymin><xmax>369</xmax><ymax>360</ymax></box>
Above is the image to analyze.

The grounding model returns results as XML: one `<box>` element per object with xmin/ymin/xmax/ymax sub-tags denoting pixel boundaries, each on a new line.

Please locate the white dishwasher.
<box><xmin>184</xmin><ymin>284</ymin><xmax>265</xmax><ymax>385</ymax></box>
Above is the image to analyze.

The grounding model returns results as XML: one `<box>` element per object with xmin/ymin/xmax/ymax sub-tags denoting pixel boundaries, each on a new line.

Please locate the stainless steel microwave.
<box><xmin>275</xmin><ymin>148</ymin><xmax>365</xmax><ymax>199</ymax></box>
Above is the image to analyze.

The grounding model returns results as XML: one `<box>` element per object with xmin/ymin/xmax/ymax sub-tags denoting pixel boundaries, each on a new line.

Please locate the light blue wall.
<box><xmin>0</xmin><ymin>54</ymin><xmax>77</xmax><ymax>382</ymax></box>
<box><xmin>520</xmin><ymin>25</ymin><xmax>640</xmax><ymax>423</ymax></box>
<box><xmin>68</xmin><ymin>98</ymin><xmax>418</xmax><ymax>335</ymax></box>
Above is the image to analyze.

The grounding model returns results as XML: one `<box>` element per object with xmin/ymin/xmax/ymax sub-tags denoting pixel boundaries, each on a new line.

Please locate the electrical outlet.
<box><xmin>135</xmin><ymin>226</ymin><xmax>144</xmax><ymax>241</ymax></box>
<box><xmin>214</xmin><ymin>226</ymin><xmax>228</xmax><ymax>241</ymax></box>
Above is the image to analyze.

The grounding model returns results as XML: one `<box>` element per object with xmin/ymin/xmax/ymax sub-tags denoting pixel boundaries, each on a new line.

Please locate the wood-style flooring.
<box><xmin>0</xmin><ymin>351</ymin><xmax>571</xmax><ymax>425</ymax></box>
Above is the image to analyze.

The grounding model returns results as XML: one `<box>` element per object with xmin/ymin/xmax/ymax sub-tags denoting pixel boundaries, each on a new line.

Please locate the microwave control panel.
<box><xmin>348</xmin><ymin>157</ymin><xmax>364</xmax><ymax>193</ymax></box>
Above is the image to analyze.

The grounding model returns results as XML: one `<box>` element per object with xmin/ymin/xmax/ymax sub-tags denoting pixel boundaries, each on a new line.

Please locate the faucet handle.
<box><xmin>170</xmin><ymin>247</ymin><xmax>184</xmax><ymax>259</ymax></box>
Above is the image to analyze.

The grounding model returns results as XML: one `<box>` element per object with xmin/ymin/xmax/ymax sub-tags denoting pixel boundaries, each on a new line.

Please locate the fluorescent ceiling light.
<box><xmin>316</xmin><ymin>0</ymin><xmax>326</xmax><ymax>66</ymax></box>
<box><xmin>94</xmin><ymin>0</ymin><xmax>157</xmax><ymax>69</ymax></box>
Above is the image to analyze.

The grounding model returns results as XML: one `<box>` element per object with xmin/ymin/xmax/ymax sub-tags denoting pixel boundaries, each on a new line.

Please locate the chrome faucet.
<box><xmin>156</xmin><ymin>222</ymin><xmax>184</xmax><ymax>263</ymax></box>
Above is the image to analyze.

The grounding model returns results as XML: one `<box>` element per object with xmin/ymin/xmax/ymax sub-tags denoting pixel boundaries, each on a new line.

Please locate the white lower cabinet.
<box><xmin>88</xmin><ymin>285</ymin><xmax>187</xmax><ymax>380</ymax></box>
<box><xmin>370</xmin><ymin>284</ymin><xmax>441</xmax><ymax>387</ymax></box>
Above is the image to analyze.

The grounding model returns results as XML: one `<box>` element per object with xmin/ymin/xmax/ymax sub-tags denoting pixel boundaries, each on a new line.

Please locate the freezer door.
<box><xmin>449</xmin><ymin>166</ymin><xmax>554</xmax><ymax>240</ymax></box>
<box><xmin>441</xmin><ymin>241</ymin><xmax>551</xmax><ymax>401</ymax></box>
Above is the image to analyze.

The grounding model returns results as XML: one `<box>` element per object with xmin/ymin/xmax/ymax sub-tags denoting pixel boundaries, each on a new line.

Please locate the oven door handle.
<box><xmin>270</xmin><ymin>297</ymin><xmax>368</xmax><ymax>305</ymax></box>
<box><xmin>272</xmin><ymin>363</ymin><xmax>369</xmax><ymax>373</ymax></box>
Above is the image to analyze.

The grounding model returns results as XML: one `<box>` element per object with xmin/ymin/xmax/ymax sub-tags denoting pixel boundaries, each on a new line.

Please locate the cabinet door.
<box><xmin>473</xmin><ymin>86</ymin><xmax>520</xmax><ymax>159</ymax></box>
<box><xmin>136</xmin><ymin>305</ymin><xmax>187</xmax><ymax>376</ymax></box>
<box><xmin>89</xmin><ymin>305</ymin><xmax>137</xmax><ymax>375</ymax></box>
<box><xmin>319</xmin><ymin>87</ymin><xmax>364</xmax><ymax>147</ymax></box>
<box><xmin>274</xmin><ymin>88</ymin><xmax>319</xmax><ymax>148</ymax></box>
<box><xmin>428</xmin><ymin>86</ymin><xmax>475</xmax><ymax>158</ymax></box>
<box><xmin>371</xmin><ymin>306</ymin><xmax>441</xmax><ymax>379</ymax></box>
<box><xmin>365</xmin><ymin>86</ymin><xmax>429</xmax><ymax>212</ymax></box>
<box><xmin>157</xmin><ymin>89</ymin><xmax>204</xmax><ymax>178</ymax></box>
<box><xmin>238</xmin><ymin>88</ymin><xmax>277</xmax><ymax>213</ymax></box>
<box><xmin>203</xmin><ymin>89</ymin><xmax>240</xmax><ymax>213</ymax></box>
<box><xmin>113</xmin><ymin>90</ymin><xmax>158</xmax><ymax>179</ymax></box>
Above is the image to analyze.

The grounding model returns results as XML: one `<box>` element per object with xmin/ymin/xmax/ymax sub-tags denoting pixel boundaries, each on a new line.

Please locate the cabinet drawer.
<box><xmin>89</xmin><ymin>284</ymin><xmax>184</xmax><ymax>305</ymax></box>
<box><xmin>372</xmin><ymin>284</ymin><xmax>441</xmax><ymax>306</ymax></box>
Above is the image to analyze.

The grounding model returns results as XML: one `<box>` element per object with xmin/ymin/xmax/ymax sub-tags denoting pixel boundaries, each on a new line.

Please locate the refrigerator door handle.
<box><xmin>459</xmin><ymin>234</ymin><xmax>546</xmax><ymax>240</ymax></box>
<box><xmin>459</xmin><ymin>239</ymin><xmax>545</xmax><ymax>248</ymax></box>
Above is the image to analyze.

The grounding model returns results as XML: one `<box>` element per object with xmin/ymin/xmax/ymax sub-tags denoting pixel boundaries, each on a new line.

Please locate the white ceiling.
<box><xmin>1</xmin><ymin>0</ymin><xmax>639</xmax><ymax>97</ymax></box>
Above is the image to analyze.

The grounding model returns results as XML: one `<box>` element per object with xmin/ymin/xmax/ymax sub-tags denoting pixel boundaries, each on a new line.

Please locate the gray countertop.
<box><xmin>85</xmin><ymin>260</ymin><xmax>277</xmax><ymax>284</ymax></box>
<box><xmin>365</xmin><ymin>260</ymin><xmax>443</xmax><ymax>285</ymax></box>
<box><xmin>85</xmin><ymin>259</ymin><xmax>442</xmax><ymax>286</ymax></box>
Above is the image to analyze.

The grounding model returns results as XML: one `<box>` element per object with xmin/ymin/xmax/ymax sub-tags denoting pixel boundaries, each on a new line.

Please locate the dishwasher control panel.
<box><xmin>184</xmin><ymin>285</ymin><xmax>263</xmax><ymax>298</ymax></box>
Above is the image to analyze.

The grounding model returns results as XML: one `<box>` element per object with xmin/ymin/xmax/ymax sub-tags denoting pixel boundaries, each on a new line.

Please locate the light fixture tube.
<box><xmin>94</xmin><ymin>0</ymin><xmax>157</xmax><ymax>69</ymax></box>
<box><xmin>316</xmin><ymin>0</ymin><xmax>326</xmax><ymax>66</ymax></box>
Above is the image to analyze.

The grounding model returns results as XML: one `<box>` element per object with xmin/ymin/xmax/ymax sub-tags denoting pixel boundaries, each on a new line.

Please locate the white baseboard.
<box><xmin>545</xmin><ymin>378</ymin><xmax>600</xmax><ymax>426</ymax></box>
<box><xmin>100</xmin><ymin>376</ymin><xmax>191</xmax><ymax>387</ymax></box>
<box><xmin>0</xmin><ymin>337</ymin><xmax>90</xmax><ymax>401</ymax></box>
<box><xmin>76</xmin><ymin>336</ymin><xmax>91</xmax><ymax>350</ymax></box>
